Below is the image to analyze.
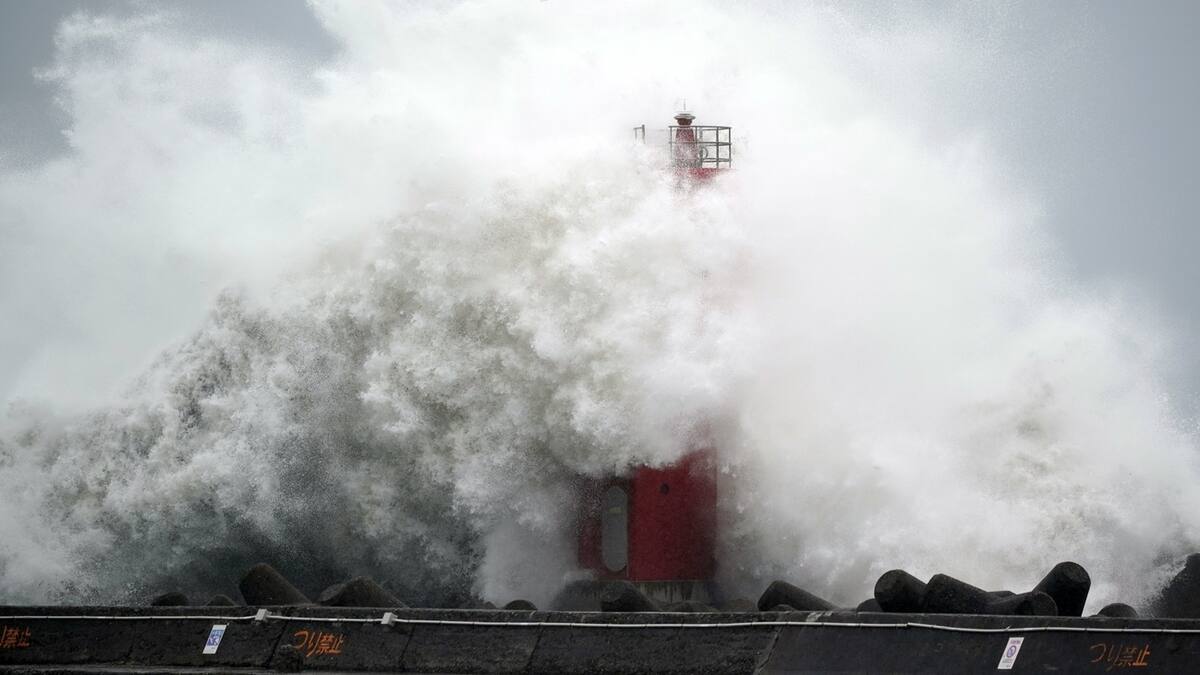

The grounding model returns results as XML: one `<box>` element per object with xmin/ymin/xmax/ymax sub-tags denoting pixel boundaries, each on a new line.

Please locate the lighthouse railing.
<box><xmin>668</xmin><ymin>125</ymin><xmax>732</xmax><ymax>168</ymax></box>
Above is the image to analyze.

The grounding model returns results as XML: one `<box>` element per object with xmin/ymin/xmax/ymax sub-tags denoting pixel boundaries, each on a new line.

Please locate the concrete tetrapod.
<box><xmin>720</xmin><ymin>598</ymin><xmax>757</xmax><ymax>612</ymax></box>
<box><xmin>149</xmin><ymin>592</ymin><xmax>189</xmax><ymax>607</ymax></box>
<box><xmin>757</xmin><ymin>581</ymin><xmax>835</xmax><ymax>612</ymax></box>
<box><xmin>1097</xmin><ymin>603</ymin><xmax>1139</xmax><ymax>618</ymax></box>
<box><xmin>317</xmin><ymin>576</ymin><xmax>404</xmax><ymax>608</ymax></box>
<box><xmin>664</xmin><ymin>600</ymin><xmax>717</xmax><ymax>612</ymax></box>
<box><xmin>1152</xmin><ymin>553</ymin><xmax>1200</xmax><ymax>618</ymax></box>
<box><xmin>600</xmin><ymin>581</ymin><xmax>660</xmax><ymax>612</ymax></box>
<box><xmin>856</xmin><ymin>598</ymin><xmax>883</xmax><ymax>612</ymax></box>
<box><xmin>238</xmin><ymin>563</ymin><xmax>310</xmax><ymax>606</ymax></box>
<box><xmin>874</xmin><ymin>570</ymin><xmax>927</xmax><ymax>613</ymax></box>
<box><xmin>205</xmin><ymin>594</ymin><xmax>238</xmax><ymax>607</ymax></box>
<box><xmin>986</xmin><ymin>591</ymin><xmax>1058</xmax><ymax>616</ymax></box>
<box><xmin>549</xmin><ymin>580</ymin><xmax>605</xmax><ymax>611</ymax></box>
<box><xmin>1033</xmin><ymin>561</ymin><xmax>1091</xmax><ymax>617</ymax></box>
<box><xmin>923</xmin><ymin>574</ymin><xmax>1058</xmax><ymax>616</ymax></box>
<box><xmin>922</xmin><ymin>574</ymin><xmax>993</xmax><ymax>614</ymax></box>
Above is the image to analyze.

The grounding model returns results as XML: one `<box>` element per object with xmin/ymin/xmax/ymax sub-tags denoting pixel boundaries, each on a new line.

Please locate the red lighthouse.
<box><xmin>573</xmin><ymin>111</ymin><xmax>732</xmax><ymax>606</ymax></box>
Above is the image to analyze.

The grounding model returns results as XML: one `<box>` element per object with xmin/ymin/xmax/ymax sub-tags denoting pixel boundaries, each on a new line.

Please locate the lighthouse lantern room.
<box><xmin>635</xmin><ymin>110</ymin><xmax>733</xmax><ymax>182</ymax></box>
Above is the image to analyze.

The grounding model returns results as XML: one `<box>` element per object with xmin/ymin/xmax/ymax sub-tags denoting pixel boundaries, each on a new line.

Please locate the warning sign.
<box><xmin>997</xmin><ymin>636</ymin><xmax>1024</xmax><ymax>670</ymax></box>
<box><xmin>203</xmin><ymin>624</ymin><xmax>227</xmax><ymax>655</ymax></box>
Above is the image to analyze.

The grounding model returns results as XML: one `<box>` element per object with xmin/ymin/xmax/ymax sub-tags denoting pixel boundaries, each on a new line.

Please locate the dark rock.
<box><xmin>986</xmin><ymin>591</ymin><xmax>1058</xmax><ymax>616</ymax></box>
<box><xmin>856</xmin><ymin>598</ymin><xmax>882</xmax><ymax>612</ymax></box>
<box><xmin>1097</xmin><ymin>603</ymin><xmax>1139</xmax><ymax>618</ymax></box>
<box><xmin>874</xmin><ymin>570</ymin><xmax>926</xmax><ymax>613</ymax></box>
<box><xmin>479</xmin><ymin>601</ymin><xmax>498</xmax><ymax>609</ymax></box>
<box><xmin>1151</xmin><ymin>554</ymin><xmax>1200</xmax><ymax>618</ymax></box>
<box><xmin>921</xmin><ymin>574</ymin><xmax>996</xmax><ymax>614</ymax></box>
<box><xmin>205</xmin><ymin>594</ymin><xmax>238</xmax><ymax>607</ymax></box>
<box><xmin>149</xmin><ymin>592</ymin><xmax>189</xmax><ymax>607</ymax></box>
<box><xmin>504</xmin><ymin>599</ymin><xmax>537</xmax><ymax>611</ymax></box>
<box><xmin>238</xmin><ymin>563</ymin><xmax>310</xmax><ymax>606</ymax></box>
<box><xmin>770</xmin><ymin>604</ymin><xmax>797</xmax><ymax>612</ymax></box>
<box><xmin>1033</xmin><ymin>561</ymin><xmax>1091</xmax><ymax>617</ymax></box>
<box><xmin>600</xmin><ymin>581</ymin><xmax>660</xmax><ymax>612</ymax></box>
<box><xmin>317</xmin><ymin>576</ymin><xmax>404</xmax><ymax>608</ymax></box>
<box><xmin>990</xmin><ymin>590</ymin><xmax>1015</xmax><ymax>598</ymax></box>
<box><xmin>757</xmin><ymin>580</ymin><xmax>834</xmax><ymax>612</ymax></box>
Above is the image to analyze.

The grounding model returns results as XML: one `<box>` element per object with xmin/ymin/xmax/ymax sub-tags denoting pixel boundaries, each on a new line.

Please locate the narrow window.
<box><xmin>601</xmin><ymin>485</ymin><xmax>629</xmax><ymax>572</ymax></box>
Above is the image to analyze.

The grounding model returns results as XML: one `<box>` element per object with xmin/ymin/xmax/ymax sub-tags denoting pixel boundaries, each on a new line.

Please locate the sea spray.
<box><xmin>0</xmin><ymin>153</ymin><xmax>743</xmax><ymax>607</ymax></box>
<box><xmin>0</xmin><ymin>1</ymin><xmax>1198</xmax><ymax>612</ymax></box>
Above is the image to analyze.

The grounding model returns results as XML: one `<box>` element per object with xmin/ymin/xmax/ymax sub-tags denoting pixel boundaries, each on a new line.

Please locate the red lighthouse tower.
<box><xmin>573</xmin><ymin>111</ymin><xmax>732</xmax><ymax>606</ymax></box>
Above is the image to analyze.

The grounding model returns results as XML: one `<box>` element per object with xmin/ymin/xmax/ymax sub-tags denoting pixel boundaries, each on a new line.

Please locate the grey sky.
<box><xmin>0</xmin><ymin>0</ymin><xmax>336</xmax><ymax>164</ymax></box>
<box><xmin>0</xmin><ymin>1</ymin><xmax>1198</xmax><ymax>411</ymax></box>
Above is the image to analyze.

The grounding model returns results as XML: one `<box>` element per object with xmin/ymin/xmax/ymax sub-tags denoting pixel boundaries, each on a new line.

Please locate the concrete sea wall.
<box><xmin>2</xmin><ymin>606</ymin><xmax>1200</xmax><ymax>673</ymax></box>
